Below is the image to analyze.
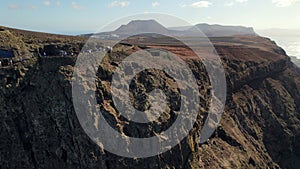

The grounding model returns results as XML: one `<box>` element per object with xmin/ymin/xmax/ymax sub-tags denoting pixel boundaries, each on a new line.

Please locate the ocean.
<box><xmin>268</xmin><ymin>36</ymin><xmax>300</xmax><ymax>59</ymax></box>
<box><xmin>257</xmin><ymin>29</ymin><xmax>300</xmax><ymax>59</ymax></box>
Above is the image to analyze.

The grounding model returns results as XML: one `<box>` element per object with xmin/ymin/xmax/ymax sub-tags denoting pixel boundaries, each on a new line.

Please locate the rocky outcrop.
<box><xmin>0</xmin><ymin>29</ymin><xmax>32</xmax><ymax>60</ymax></box>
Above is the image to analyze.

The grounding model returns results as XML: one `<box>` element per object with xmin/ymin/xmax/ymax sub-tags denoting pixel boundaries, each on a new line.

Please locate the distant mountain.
<box><xmin>114</xmin><ymin>20</ymin><xmax>170</xmax><ymax>35</ymax></box>
<box><xmin>84</xmin><ymin>20</ymin><xmax>257</xmax><ymax>38</ymax></box>
<box><xmin>190</xmin><ymin>23</ymin><xmax>256</xmax><ymax>37</ymax></box>
<box><xmin>90</xmin><ymin>20</ymin><xmax>175</xmax><ymax>39</ymax></box>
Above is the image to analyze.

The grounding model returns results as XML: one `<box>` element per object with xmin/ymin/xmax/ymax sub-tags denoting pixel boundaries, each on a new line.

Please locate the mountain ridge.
<box><xmin>85</xmin><ymin>19</ymin><xmax>257</xmax><ymax>38</ymax></box>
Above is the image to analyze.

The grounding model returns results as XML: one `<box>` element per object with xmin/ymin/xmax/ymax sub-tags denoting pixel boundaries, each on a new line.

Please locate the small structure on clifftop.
<box><xmin>0</xmin><ymin>49</ymin><xmax>15</xmax><ymax>66</ymax></box>
<box><xmin>0</xmin><ymin>49</ymin><xmax>14</xmax><ymax>58</ymax></box>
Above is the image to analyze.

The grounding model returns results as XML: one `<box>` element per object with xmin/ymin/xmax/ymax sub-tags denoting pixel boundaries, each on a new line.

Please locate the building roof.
<box><xmin>0</xmin><ymin>49</ymin><xmax>14</xmax><ymax>59</ymax></box>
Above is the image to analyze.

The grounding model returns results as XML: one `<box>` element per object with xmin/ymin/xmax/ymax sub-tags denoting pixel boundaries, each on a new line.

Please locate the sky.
<box><xmin>0</xmin><ymin>0</ymin><xmax>300</xmax><ymax>34</ymax></box>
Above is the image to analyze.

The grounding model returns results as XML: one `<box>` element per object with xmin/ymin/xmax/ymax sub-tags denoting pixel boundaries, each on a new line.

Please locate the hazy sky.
<box><xmin>1</xmin><ymin>0</ymin><xmax>300</xmax><ymax>34</ymax></box>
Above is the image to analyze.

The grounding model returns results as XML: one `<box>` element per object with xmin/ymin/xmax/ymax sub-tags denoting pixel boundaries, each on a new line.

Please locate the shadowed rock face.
<box><xmin>0</xmin><ymin>27</ymin><xmax>300</xmax><ymax>169</ymax></box>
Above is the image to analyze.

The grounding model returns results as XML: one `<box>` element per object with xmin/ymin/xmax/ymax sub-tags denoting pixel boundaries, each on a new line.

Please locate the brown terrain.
<box><xmin>0</xmin><ymin>25</ymin><xmax>300</xmax><ymax>169</ymax></box>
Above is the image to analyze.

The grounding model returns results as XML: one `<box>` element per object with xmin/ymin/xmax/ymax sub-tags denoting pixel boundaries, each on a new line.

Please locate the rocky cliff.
<box><xmin>0</xmin><ymin>27</ymin><xmax>300</xmax><ymax>169</ymax></box>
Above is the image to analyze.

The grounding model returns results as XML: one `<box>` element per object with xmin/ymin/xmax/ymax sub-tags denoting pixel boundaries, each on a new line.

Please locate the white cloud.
<box><xmin>43</xmin><ymin>1</ymin><xmax>61</xmax><ymax>7</ymax></box>
<box><xmin>71</xmin><ymin>2</ymin><xmax>82</xmax><ymax>9</ymax></box>
<box><xmin>225</xmin><ymin>2</ymin><xmax>235</xmax><ymax>6</ymax></box>
<box><xmin>272</xmin><ymin>0</ymin><xmax>299</xmax><ymax>7</ymax></box>
<box><xmin>180</xmin><ymin>1</ymin><xmax>213</xmax><ymax>8</ymax></box>
<box><xmin>179</xmin><ymin>4</ymin><xmax>187</xmax><ymax>7</ymax></box>
<box><xmin>236</xmin><ymin>0</ymin><xmax>248</xmax><ymax>3</ymax></box>
<box><xmin>190</xmin><ymin>1</ymin><xmax>212</xmax><ymax>8</ymax></box>
<box><xmin>225</xmin><ymin>0</ymin><xmax>248</xmax><ymax>6</ymax></box>
<box><xmin>43</xmin><ymin>0</ymin><xmax>51</xmax><ymax>6</ymax></box>
<box><xmin>152</xmin><ymin>1</ymin><xmax>159</xmax><ymax>7</ymax></box>
<box><xmin>8</xmin><ymin>3</ymin><xmax>19</xmax><ymax>10</ymax></box>
<box><xmin>110</xmin><ymin>1</ymin><xmax>130</xmax><ymax>7</ymax></box>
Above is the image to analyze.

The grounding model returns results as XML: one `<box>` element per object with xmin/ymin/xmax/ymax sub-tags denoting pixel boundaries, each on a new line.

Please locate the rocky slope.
<box><xmin>0</xmin><ymin>26</ymin><xmax>300</xmax><ymax>169</ymax></box>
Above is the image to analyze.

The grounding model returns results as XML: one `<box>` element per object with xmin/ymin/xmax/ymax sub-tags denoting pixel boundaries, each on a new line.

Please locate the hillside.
<box><xmin>0</xmin><ymin>26</ymin><xmax>300</xmax><ymax>169</ymax></box>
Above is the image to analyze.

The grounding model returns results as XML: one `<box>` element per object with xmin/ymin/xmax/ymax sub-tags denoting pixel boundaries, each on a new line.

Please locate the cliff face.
<box><xmin>0</xmin><ymin>27</ymin><xmax>300</xmax><ymax>169</ymax></box>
